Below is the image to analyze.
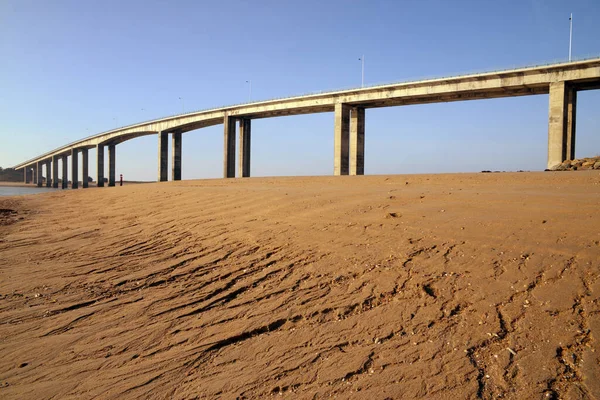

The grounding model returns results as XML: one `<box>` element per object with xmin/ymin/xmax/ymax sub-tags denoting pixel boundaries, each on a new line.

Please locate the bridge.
<box><xmin>12</xmin><ymin>57</ymin><xmax>600</xmax><ymax>188</ymax></box>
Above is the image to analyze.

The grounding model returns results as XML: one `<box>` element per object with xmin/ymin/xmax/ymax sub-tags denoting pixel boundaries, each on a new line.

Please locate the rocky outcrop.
<box><xmin>548</xmin><ymin>156</ymin><xmax>600</xmax><ymax>171</ymax></box>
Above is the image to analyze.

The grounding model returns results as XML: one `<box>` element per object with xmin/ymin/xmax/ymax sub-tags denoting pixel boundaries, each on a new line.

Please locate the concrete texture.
<box><xmin>97</xmin><ymin>145</ymin><xmax>104</xmax><ymax>188</ymax></box>
<box><xmin>350</xmin><ymin>107</ymin><xmax>365</xmax><ymax>176</ymax></box>
<box><xmin>71</xmin><ymin>149</ymin><xmax>79</xmax><ymax>189</ymax></box>
<box><xmin>547</xmin><ymin>82</ymin><xmax>578</xmax><ymax>169</ymax></box>
<box><xmin>108</xmin><ymin>144</ymin><xmax>116</xmax><ymax>187</ymax></box>
<box><xmin>158</xmin><ymin>132</ymin><xmax>168</xmax><ymax>182</ymax></box>
<box><xmin>82</xmin><ymin>149</ymin><xmax>89</xmax><ymax>188</ymax></box>
<box><xmin>223</xmin><ymin>116</ymin><xmax>236</xmax><ymax>178</ymax></box>
<box><xmin>53</xmin><ymin>156</ymin><xmax>59</xmax><ymax>188</ymax></box>
<box><xmin>10</xmin><ymin>58</ymin><xmax>600</xmax><ymax>177</ymax></box>
<box><xmin>566</xmin><ymin>88</ymin><xmax>577</xmax><ymax>161</ymax></box>
<box><xmin>172</xmin><ymin>133</ymin><xmax>182</xmax><ymax>181</ymax></box>
<box><xmin>334</xmin><ymin>103</ymin><xmax>350</xmax><ymax>176</ymax></box>
<box><xmin>238</xmin><ymin>119</ymin><xmax>251</xmax><ymax>178</ymax></box>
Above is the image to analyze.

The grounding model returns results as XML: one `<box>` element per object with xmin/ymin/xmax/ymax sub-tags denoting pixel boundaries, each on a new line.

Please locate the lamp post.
<box><xmin>113</xmin><ymin>117</ymin><xmax>118</xmax><ymax>128</ymax></box>
<box><xmin>246</xmin><ymin>80</ymin><xmax>252</xmax><ymax>102</ymax></box>
<box><xmin>358</xmin><ymin>55</ymin><xmax>365</xmax><ymax>88</ymax></box>
<box><xmin>569</xmin><ymin>13</ymin><xmax>573</xmax><ymax>62</ymax></box>
<box><xmin>179</xmin><ymin>97</ymin><xmax>184</xmax><ymax>114</ymax></box>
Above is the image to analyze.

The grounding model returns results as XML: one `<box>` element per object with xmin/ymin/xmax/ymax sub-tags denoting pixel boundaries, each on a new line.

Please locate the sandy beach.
<box><xmin>1</xmin><ymin>171</ymin><xmax>599</xmax><ymax>399</ymax></box>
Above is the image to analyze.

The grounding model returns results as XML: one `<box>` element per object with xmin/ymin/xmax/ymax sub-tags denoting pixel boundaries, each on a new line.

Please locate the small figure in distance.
<box><xmin>120</xmin><ymin>174</ymin><xmax>123</xmax><ymax>186</ymax></box>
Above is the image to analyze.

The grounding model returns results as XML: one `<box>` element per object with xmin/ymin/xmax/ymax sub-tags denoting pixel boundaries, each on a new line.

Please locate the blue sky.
<box><xmin>1</xmin><ymin>0</ymin><xmax>599</xmax><ymax>180</ymax></box>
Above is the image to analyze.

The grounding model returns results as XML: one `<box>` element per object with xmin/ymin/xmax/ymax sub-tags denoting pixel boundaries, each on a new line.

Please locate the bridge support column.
<box><xmin>97</xmin><ymin>145</ymin><xmax>104</xmax><ymax>187</ymax></box>
<box><xmin>32</xmin><ymin>166</ymin><xmax>36</xmax><ymax>186</ymax></box>
<box><xmin>158</xmin><ymin>132</ymin><xmax>168</xmax><ymax>182</ymax></box>
<box><xmin>82</xmin><ymin>149</ymin><xmax>89</xmax><ymax>188</ymax></box>
<box><xmin>52</xmin><ymin>156</ymin><xmax>59</xmax><ymax>188</ymax></box>
<box><xmin>36</xmin><ymin>162</ymin><xmax>43</xmax><ymax>187</ymax></box>
<box><xmin>172</xmin><ymin>133</ymin><xmax>182</xmax><ymax>181</ymax></box>
<box><xmin>238</xmin><ymin>119</ymin><xmax>251</xmax><ymax>177</ymax></box>
<box><xmin>223</xmin><ymin>116</ymin><xmax>236</xmax><ymax>178</ymax></box>
<box><xmin>45</xmin><ymin>161</ymin><xmax>52</xmax><ymax>187</ymax></box>
<box><xmin>548</xmin><ymin>81</ymin><xmax>577</xmax><ymax>169</ymax></box>
<box><xmin>108</xmin><ymin>144</ymin><xmax>116</xmax><ymax>187</ymax></box>
<box><xmin>71</xmin><ymin>149</ymin><xmax>79</xmax><ymax>189</ymax></box>
<box><xmin>350</xmin><ymin>107</ymin><xmax>365</xmax><ymax>175</ymax></box>
<box><xmin>334</xmin><ymin>103</ymin><xmax>350</xmax><ymax>175</ymax></box>
<box><xmin>24</xmin><ymin>167</ymin><xmax>29</xmax><ymax>184</ymax></box>
<box><xmin>61</xmin><ymin>155</ymin><xmax>68</xmax><ymax>189</ymax></box>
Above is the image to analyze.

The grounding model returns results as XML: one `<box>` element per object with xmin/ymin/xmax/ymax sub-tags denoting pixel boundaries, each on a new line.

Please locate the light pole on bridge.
<box><xmin>179</xmin><ymin>97</ymin><xmax>184</xmax><ymax>114</ymax></box>
<box><xmin>246</xmin><ymin>80</ymin><xmax>252</xmax><ymax>102</ymax></box>
<box><xmin>359</xmin><ymin>55</ymin><xmax>365</xmax><ymax>88</ymax></box>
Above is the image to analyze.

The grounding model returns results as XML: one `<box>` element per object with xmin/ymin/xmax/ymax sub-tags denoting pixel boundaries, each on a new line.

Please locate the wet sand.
<box><xmin>1</xmin><ymin>172</ymin><xmax>599</xmax><ymax>399</ymax></box>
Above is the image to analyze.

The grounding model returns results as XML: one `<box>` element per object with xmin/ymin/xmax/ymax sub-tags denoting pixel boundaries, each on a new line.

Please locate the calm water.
<box><xmin>0</xmin><ymin>186</ymin><xmax>62</xmax><ymax>196</ymax></box>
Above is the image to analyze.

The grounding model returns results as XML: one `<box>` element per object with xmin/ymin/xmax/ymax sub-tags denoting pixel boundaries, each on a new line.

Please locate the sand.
<box><xmin>1</xmin><ymin>171</ymin><xmax>599</xmax><ymax>399</ymax></box>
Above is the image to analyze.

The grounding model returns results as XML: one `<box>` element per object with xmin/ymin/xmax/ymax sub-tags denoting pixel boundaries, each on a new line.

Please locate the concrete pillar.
<box><xmin>566</xmin><ymin>88</ymin><xmax>577</xmax><ymax>161</ymax></box>
<box><xmin>223</xmin><ymin>116</ymin><xmax>236</xmax><ymax>178</ymax></box>
<box><xmin>97</xmin><ymin>145</ymin><xmax>104</xmax><ymax>187</ymax></box>
<box><xmin>350</xmin><ymin>107</ymin><xmax>365</xmax><ymax>175</ymax></box>
<box><xmin>61</xmin><ymin>155</ymin><xmax>68</xmax><ymax>189</ymax></box>
<box><xmin>158</xmin><ymin>132</ymin><xmax>168</xmax><ymax>182</ymax></box>
<box><xmin>172</xmin><ymin>132</ymin><xmax>182</xmax><ymax>181</ymax></box>
<box><xmin>24</xmin><ymin>167</ymin><xmax>29</xmax><ymax>184</ymax></box>
<box><xmin>547</xmin><ymin>81</ymin><xmax>577</xmax><ymax>169</ymax></box>
<box><xmin>36</xmin><ymin>162</ymin><xmax>43</xmax><ymax>187</ymax></box>
<box><xmin>52</xmin><ymin>156</ymin><xmax>59</xmax><ymax>188</ymax></box>
<box><xmin>334</xmin><ymin>103</ymin><xmax>350</xmax><ymax>175</ymax></box>
<box><xmin>32</xmin><ymin>166</ymin><xmax>36</xmax><ymax>186</ymax></box>
<box><xmin>108</xmin><ymin>144</ymin><xmax>116</xmax><ymax>187</ymax></box>
<box><xmin>71</xmin><ymin>149</ymin><xmax>79</xmax><ymax>189</ymax></box>
<box><xmin>45</xmin><ymin>161</ymin><xmax>52</xmax><ymax>187</ymax></box>
<box><xmin>238</xmin><ymin>119</ymin><xmax>251</xmax><ymax>177</ymax></box>
<box><xmin>82</xmin><ymin>148</ymin><xmax>89</xmax><ymax>188</ymax></box>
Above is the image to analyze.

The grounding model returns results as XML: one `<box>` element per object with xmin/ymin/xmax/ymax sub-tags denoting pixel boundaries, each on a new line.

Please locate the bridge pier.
<box><xmin>36</xmin><ymin>162</ymin><xmax>43</xmax><ymax>187</ymax></box>
<box><xmin>61</xmin><ymin>155</ymin><xmax>68</xmax><ymax>189</ymax></box>
<box><xmin>71</xmin><ymin>149</ymin><xmax>79</xmax><ymax>189</ymax></box>
<box><xmin>548</xmin><ymin>81</ymin><xmax>577</xmax><ymax>169</ymax></box>
<box><xmin>45</xmin><ymin>161</ymin><xmax>52</xmax><ymax>187</ymax></box>
<box><xmin>350</xmin><ymin>107</ymin><xmax>365</xmax><ymax>175</ymax></box>
<box><xmin>172</xmin><ymin>132</ymin><xmax>182</xmax><ymax>181</ymax></box>
<box><xmin>82</xmin><ymin>148</ymin><xmax>89</xmax><ymax>188</ymax></box>
<box><xmin>223</xmin><ymin>116</ymin><xmax>236</xmax><ymax>178</ymax></box>
<box><xmin>334</xmin><ymin>103</ymin><xmax>350</xmax><ymax>176</ymax></box>
<box><xmin>158</xmin><ymin>132</ymin><xmax>168</xmax><ymax>182</ymax></box>
<box><xmin>239</xmin><ymin>119</ymin><xmax>251</xmax><ymax>177</ymax></box>
<box><xmin>97</xmin><ymin>145</ymin><xmax>104</xmax><ymax>187</ymax></box>
<box><xmin>108</xmin><ymin>144</ymin><xmax>116</xmax><ymax>187</ymax></box>
<box><xmin>52</xmin><ymin>156</ymin><xmax>59</xmax><ymax>188</ymax></box>
<box><xmin>23</xmin><ymin>167</ymin><xmax>29</xmax><ymax>184</ymax></box>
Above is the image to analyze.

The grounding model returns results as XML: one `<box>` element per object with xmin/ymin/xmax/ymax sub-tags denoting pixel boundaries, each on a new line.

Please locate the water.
<box><xmin>0</xmin><ymin>186</ymin><xmax>61</xmax><ymax>197</ymax></box>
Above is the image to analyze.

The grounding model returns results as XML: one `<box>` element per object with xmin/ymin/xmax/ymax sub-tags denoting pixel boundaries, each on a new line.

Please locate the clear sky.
<box><xmin>1</xmin><ymin>0</ymin><xmax>599</xmax><ymax>180</ymax></box>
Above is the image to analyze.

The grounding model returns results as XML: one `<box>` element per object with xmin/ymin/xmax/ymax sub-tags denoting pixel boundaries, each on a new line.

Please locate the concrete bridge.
<box><xmin>13</xmin><ymin>58</ymin><xmax>600</xmax><ymax>187</ymax></box>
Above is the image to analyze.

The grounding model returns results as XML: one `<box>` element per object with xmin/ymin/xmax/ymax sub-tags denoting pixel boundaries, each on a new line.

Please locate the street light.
<box><xmin>246</xmin><ymin>80</ymin><xmax>252</xmax><ymax>102</ymax></box>
<box><xmin>178</xmin><ymin>97</ymin><xmax>184</xmax><ymax>114</ymax></box>
<box><xmin>358</xmin><ymin>55</ymin><xmax>365</xmax><ymax>88</ymax></box>
<box><xmin>113</xmin><ymin>117</ymin><xmax>118</xmax><ymax>128</ymax></box>
<box><xmin>569</xmin><ymin>13</ymin><xmax>573</xmax><ymax>61</ymax></box>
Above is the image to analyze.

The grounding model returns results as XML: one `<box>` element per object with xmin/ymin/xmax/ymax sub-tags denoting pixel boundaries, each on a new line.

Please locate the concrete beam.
<box><xmin>238</xmin><ymin>119</ymin><xmax>251</xmax><ymax>177</ymax></box>
<box><xmin>158</xmin><ymin>132</ymin><xmax>168</xmax><ymax>182</ymax></box>
<box><xmin>223</xmin><ymin>116</ymin><xmax>236</xmax><ymax>178</ymax></box>
<box><xmin>172</xmin><ymin>132</ymin><xmax>182</xmax><ymax>181</ymax></box>
<box><xmin>350</xmin><ymin>107</ymin><xmax>365</xmax><ymax>176</ymax></box>
<box><xmin>52</xmin><ymin>156</ymin><xmax>59</xmax><ymax>188</ymax></box>
<box><xmin>334</xmin><ymin>103</ymin><xmax>350</xmax><ymax>175</ymax></box>
<box><xmin>36</xmin><ymin>162</ymin><xmax>43</xmax><ymax>187</ymax></box>
<box><xmin>97</xmin><ymin>145</ymin><xmax>104</xmax><ymax>187</ymax></box>
<box><xmin>82</xmin><ymin>148</ymin><xmax>89</xmax><ymax>188</ymax></box>
<box><xmin>108</xmin><ymin>144</ymin><xmax>116</xmax><ymax>187</ymax></box>
<box><xmin>547</xmin><ymin>81</ymin><xmax>577</xmax><ymax>169</ymax></box>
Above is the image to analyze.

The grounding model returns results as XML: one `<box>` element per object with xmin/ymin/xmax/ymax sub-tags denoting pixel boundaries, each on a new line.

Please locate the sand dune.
<box><xmin>1</xmin><ymin>172</ymin><xmax>599</xmax><ymax>399</ymax></box>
